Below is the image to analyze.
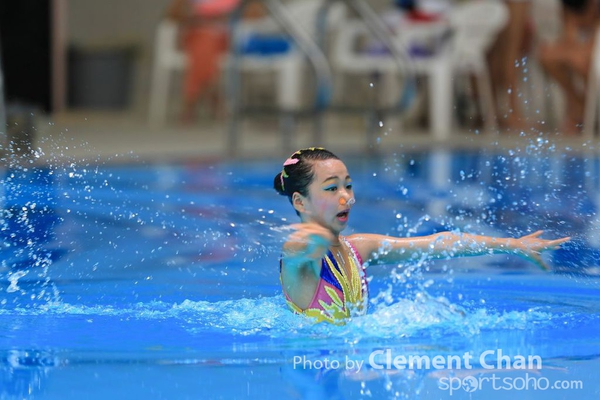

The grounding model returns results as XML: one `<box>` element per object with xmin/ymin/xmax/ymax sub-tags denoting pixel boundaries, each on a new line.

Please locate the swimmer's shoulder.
<box><xmin>345</xmin><ymin>233</ymin><xmax>388</xmax><ymax>262</ymax></box>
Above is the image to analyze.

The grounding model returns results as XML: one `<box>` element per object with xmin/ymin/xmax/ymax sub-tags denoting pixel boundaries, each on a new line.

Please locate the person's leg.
<box><xmin>562</xmin><ymin>41</ymin><xmax>594</xmax><ymax>133</ymax></box>
<box><xmin>182</xmin><ymin>27</ymin><xmax>227</xmax><ymax>123</ymax></box>
<box><xmin>207</xmin><ymin>31</ymin><xmax>230</xmax><ymax>119</ymax></box>
<box><xmin>501</xmin><ymin>0</ymin><xmax>531</xmax><ymax>129</ymax></box>
<box><xmin>538</xmin><ymin>41</ymin><xmax>585</xmax><ymax>134</ymax></box>
<box><xmin>488</xmin><ymin>13</ymin><xmax>509</xmax><ymax>122</ymax></box>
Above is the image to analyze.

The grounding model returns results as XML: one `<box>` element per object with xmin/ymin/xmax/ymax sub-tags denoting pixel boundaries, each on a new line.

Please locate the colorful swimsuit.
<box><xmin>281</xmin><ymin>237</ymin><xmax>369</xmax><ymax>324</ymax></box>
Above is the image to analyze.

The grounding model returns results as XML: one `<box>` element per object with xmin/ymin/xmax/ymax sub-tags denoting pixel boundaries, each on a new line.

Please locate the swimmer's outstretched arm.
<box><xmin>347</xmin><ymin>230</ymin><xmax>570</xmax><ymax>271</ymax></box>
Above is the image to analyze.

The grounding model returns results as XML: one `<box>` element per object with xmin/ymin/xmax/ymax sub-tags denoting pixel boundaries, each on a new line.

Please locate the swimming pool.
<box><xmin>1</xmin><ymin>142</ymin><xmax>599</xmax><ymax>399</ymax></box>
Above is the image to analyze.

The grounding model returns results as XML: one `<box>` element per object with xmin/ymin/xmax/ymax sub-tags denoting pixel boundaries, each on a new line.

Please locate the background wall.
<box><xmin>66</xmin><ymin>0</ymin><xmax>170</xmax><ymax>116</ymax></box>
<box><xmin>0</xmin><ymin>1</ymin><xmax>52</xmax><ymax>112</ymax></box>
<box><xmin>62</xmin><ymin>0</ymin><xmax>393</xmax><ymax>119</ymax></box>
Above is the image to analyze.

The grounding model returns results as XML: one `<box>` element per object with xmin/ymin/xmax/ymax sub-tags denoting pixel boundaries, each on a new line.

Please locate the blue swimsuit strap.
<box><xmin>320</xmin><ymin>251</ymin><xmax>343</xmax><ymax>292</ymax></box>
<box><xmin>279</xmin><ymin>250</ymin><xmax>345</xmax><ymax>292</ymax></box>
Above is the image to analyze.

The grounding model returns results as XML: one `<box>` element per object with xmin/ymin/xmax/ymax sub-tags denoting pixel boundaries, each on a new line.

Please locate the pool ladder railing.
<box><xmin>225</xmin><ymin>0</ymin><xmax>415</xmax><ymax>156</ymax></box>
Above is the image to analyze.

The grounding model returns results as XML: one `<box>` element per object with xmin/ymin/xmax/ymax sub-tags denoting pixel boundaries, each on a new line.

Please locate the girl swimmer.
<box><xmin>273</xmin><ymin>147</ymin><xmax>570</xmax><ymax>324</ymax></box>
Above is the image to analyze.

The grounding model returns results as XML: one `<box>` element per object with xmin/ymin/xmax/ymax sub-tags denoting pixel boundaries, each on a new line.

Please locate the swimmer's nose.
<box><xmin>339</xmin><ymin>197</ymin><xmax>356</xmax><ymax>206</ymax></box>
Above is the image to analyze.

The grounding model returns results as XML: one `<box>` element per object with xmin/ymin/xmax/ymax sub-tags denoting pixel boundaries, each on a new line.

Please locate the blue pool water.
<box><xmin>1</xmin><ymin>143</ymin><xmax>600</xmax><ymax>399</ymax></box>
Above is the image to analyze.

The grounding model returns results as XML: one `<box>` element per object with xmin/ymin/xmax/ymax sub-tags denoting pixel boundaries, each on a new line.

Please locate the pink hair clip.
<box><xmin>283</xmin><ymin>158</ymin><xmax>300</xmax><ymax>166</ymax></box>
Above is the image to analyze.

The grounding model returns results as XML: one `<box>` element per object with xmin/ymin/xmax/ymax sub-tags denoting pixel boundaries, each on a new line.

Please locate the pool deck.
<box><xmin>18</xmin><ymin>110</ymin><xmax>600</xmax><ymax>164</ymax></box>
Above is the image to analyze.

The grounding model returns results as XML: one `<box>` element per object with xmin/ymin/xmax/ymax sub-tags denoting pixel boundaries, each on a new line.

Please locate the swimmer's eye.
<box><xmin>324</xmin><ymin>185</ymin><xmax>337</xmax><ymax>192</ymax></box>
<box><xmin>346</xmin><ymin>183</ymin><xmax>353</xmax><ymax>190</ymax></box>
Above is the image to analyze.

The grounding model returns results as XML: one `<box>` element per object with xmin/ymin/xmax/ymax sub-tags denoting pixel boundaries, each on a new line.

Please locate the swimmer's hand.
<box><xmin>283</xmin><ymin>223</ymin><xmax>336</xmax><ymax>266</ymax></box>
<box><xmin>511</xmin><ymin>231</ymin><xmax>570</xmax><ymax>271</ymax></box>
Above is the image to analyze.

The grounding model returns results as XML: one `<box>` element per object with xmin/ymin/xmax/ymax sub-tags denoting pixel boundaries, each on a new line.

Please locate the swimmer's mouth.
<box><xmin>337</xmin><ymin>210</ymin><xmax>350</xmax><ymax>219</ymax></box>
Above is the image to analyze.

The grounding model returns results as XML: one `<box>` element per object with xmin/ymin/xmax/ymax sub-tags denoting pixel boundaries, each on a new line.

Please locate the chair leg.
<box><xmin>597</xmin><ymin>94</ymin><xmax>600</xmax><ymax>139</ymax></box>
<box><xmin>277</xmin><ymin>53</ymin><xmax>303</xmax><ymax>111</ymax></box>
<box><xmin>277</xmin><ymin>54</ymin><xmax>303</xmax><ymax>148</ymax></box>
<box><xmin>280</xmin><ymin>112</ymin><xmax>296</xmax><ymax>153</ymax></box>
<box><xmin>583</xmin><ymin>70</ymin><xmax>598</xmax><ymax>139</ymax></box>
<box><xmin>149</xmin><ymin>21</ymin><xmax>183</xmax><ymax>128</ymax></box>
<box><xmin>428</xmin><ymin>60</ymin><xmax>453</xmax><ymax>140</ymax></box>
<box><xmin>148</xmin><ymin>61</ymin><xmax>171</xmax><ymax>128</ymax></box>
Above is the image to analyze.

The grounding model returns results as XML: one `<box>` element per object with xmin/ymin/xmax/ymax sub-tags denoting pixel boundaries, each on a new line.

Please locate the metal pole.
<box><xmin>341</xmin><ymin>0</ymin><xmax>416</xmax><ymax>150</ymax></box>
<box><xmin>262</xmin><ymin>0</ymin><xmax>333</xmax><ymax>148</ymax></box>
<box><xmin>226</xmin><ymin>0</ymin><xmax>334</xmax><ymax>155</ymax></box>
<box><xmin>225</xmin><ymin>1</ymin><xmax>247</xmax><ymax>157</ymax></box>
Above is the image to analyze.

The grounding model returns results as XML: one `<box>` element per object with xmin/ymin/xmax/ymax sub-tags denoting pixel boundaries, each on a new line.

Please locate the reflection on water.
<box><xmin>0</xmin><ymin>350</ymin><xmax>57</xmax><ymax>399</ymax></box>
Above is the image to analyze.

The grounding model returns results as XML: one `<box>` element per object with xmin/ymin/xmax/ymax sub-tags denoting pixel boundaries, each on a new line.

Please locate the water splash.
<box><xmin>6</xmin><ymin>270</ymin><xmax>28</xmax><ymax>293</ymax></box>
<box><xmin>0</xmin><ymin>293</ymin><xmax>561</xmax><ymax>341</ymax></box>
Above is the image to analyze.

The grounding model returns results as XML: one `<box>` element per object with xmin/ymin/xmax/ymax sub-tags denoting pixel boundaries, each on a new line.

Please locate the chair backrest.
<box><xmin>236</xmin><ymin>0</ymin><xmax>346</xmax><ymax>40</ymax></box>
<box><xmin>448</xmin><ymin>1</ymin><xmax>508</xmax><ymax>60</ymax></box>
<box><xmin>290</xmin><ymin>0</ymin><xmax>346</xmax><ymax>37</ymax></box>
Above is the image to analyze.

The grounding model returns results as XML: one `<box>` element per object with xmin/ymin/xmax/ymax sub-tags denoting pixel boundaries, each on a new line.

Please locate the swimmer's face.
<box><xmin>294</xmin><ymin>159</ymin><xmax>354</xmax><ymax>233</ymax></box>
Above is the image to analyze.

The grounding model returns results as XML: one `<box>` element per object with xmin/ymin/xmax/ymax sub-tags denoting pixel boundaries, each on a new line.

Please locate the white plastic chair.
<box><xmin>447</xmin><ymin>0</ymin><xmax>509</xmax><ymax>134</ymax></box>
<box><xmin>145</xmin><ymin>13</ymin><xmax>301</xmax><ymax>128</ymax></box>
<box><xmin>331</xmin><ymin>19</ymin><xmax>451</xmax><ymax>137</ymax></box>
<box><xmin>224</xmin><ymin>13</ymin><xmax>305</xmax><ymax>114</ymax></box>
<box><xmin>148</xmin><ymin>20</ymin><xmax>187</xmax><ymax>128</ymax></box>
<box><xmin>147</xmin><ymin>1</ymin><xmax>345</xmax><ymax>127</ymax></box>
<box><xmin>331</xmin><ymin>1</ymin><xmax>508</xmax><ymax>139</ymax></box>
<box><xmin>224</xmin><ymin>0</ymin><xmax>345</xmax><ymax>112</ymax></box>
